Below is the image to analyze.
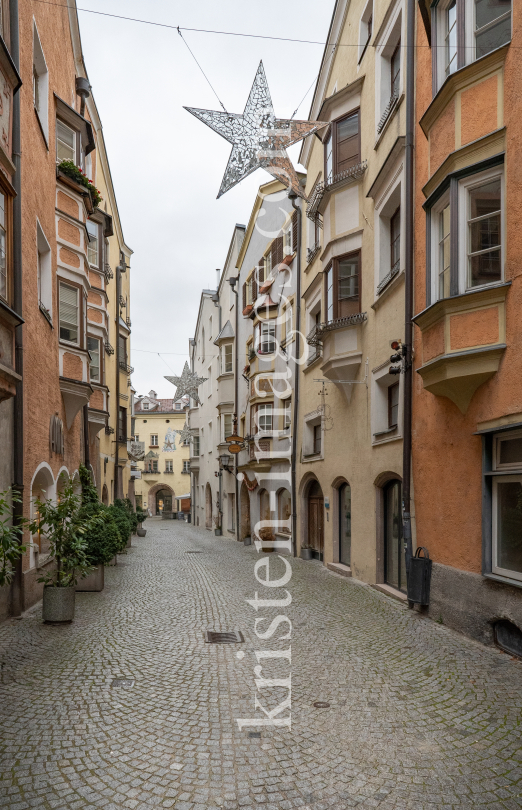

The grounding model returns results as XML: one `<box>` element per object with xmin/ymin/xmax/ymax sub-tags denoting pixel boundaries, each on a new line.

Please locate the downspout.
<box><xmin>11</xmin><ymin>0</ymin><xmax>23</xmax><ymax>617</ymax></box>
<box><xmin>77</xmin><ymin>79</ymin><xmax>91</xmax><ymax>472</ymax></box>
<box><xmin>213</xmin><ymin>272</ymin><xmax>223</xmax><ymax>528</ymax></box>
<box><xmin>114</xmin><ymin>253</ymin><xmax>123</xmax><ymax>501</ymax></box>
<box><xmin>288</xmin><ymin>191</ymin><xmax>301</xmax><ymax>558</ymax></box>
<box><xmin>402</xmin><ymin>0</ymin><xmax>416</xmax><ymax>590</ymax></box>
<box><xmin>188</xmin><ymin>337</ymin><xmax>196</xmax><ymax>526</ymax></box>
<box><xmin>229</xmin><ymin>277</ymin><xmax>239</xmax><ymax>540</ymax></box>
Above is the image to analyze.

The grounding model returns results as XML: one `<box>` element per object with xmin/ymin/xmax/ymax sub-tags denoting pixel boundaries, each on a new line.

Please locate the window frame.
<box><xmin>324</xmin><ymin>250</ymin><xmax>361</xmax><ymax>323</ymax></box>
<box><xmin>255</xmin><ymin>403</ymin><xmax>273</xmax><ymax>434</ymax></box>
<box><xmin>324</xmin><ymin>109</ymin><xmax>361</xmax><ymax>183</ymax></box>
<box><xmin>150</xmin><ymin>434</ymin><xmax>158</xmax><ymax>447</ymax></box>
<box><xmin>86</xmin><ymin>219</ymin><xmax>100</xmax><ymax>268</ymax></box>
<box><xmin>87</xmin><ymin>335</ymin><xmax>101</xmax><ymax>384</ymax></box>
<box><xmin>493</xmin><ymin>430</ymin><xmax>522</xmax><ymax>472</ymax></box>
<box><xmin>165</xmin><ymin>459</ymin><xmax>173</xmax><ymax>472</ymax></box>
<box><xmin>390</xmin><ymin>206</ymin><xmax>401</xmax><ymax>276</ymax></box>
<box><xmin>192</xmin><ymin>435</ymin><xmax>200</xmax><ymax>457</ymax></box>
<box><xmin>458</xmin><ymin>166</ymin><xmax>504</xmax><ymax>296</ymax></box>
<box><xmin>222</xmin><ymin>342</ymin><xmax>233</xmax><ymax>374</ymax></box>
<box><xmin>256</xmin><ymin>320</ymin><xmax>276</xmax><ymax>355</ymax></box>
<box><xmin>223</xmin><ymin>413</ymin><xmax>233</xmax><ymax>442</ymax></box>
<box><xmin>388</xmin><ymin>382</ymin><xmax>400</xmax><ymax>428</ymax></box>
<box><xmin>0</xmin><ymin>183</ymin><xmax>10</xmax><ymax>305</ymax></box>
<box><xmin>390</xmin><ymin>40</ymin><xmax>401</xmax><ymax>98</ymax></box>
<box><xmin>183</xmin><ymin>460</ymin><xmax>190</xmax><ymax>473</ymax></box>
<box><xmin>58</xmin><ymin>281</ymin><xmax>80</xmax><ymax>346</ymax></box>
<box><xmin>492</xmin><ymin>474</ymin><xmax>522</xmax><ymax>583</ymax></box>
<box><xmin>56</xmin><ymin>118</ymin><xmax>77</xmax><ymax>165</ymax></box>
<box><xmin>313</xmin><ymin>424</ymin><xmax>322</xmax><ymax>455</ymax></box>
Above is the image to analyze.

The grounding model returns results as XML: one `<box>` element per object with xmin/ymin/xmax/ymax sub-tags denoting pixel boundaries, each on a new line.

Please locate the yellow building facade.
<box><xmin>133</xmin><ymin>392</ymin><xmax>191</xmax><ymax>515</ymax></box>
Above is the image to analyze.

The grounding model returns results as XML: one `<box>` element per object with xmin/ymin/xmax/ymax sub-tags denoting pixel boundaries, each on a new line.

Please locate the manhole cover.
<box><xmin>313</xmin><ymin>701</ymin><xmax>330</xmax><ymax>709</ymax></box>
<box><xmin>204</xmin><ymin>630</ymin><xmax>244</xmax><ymax>643</ymax></box>
<box><xmin>248</xmin><ymin>732</ymin><xmax>261</xmax><ymax>738</ymax></box>
<box><xmin>111</xmin><ymin>678</ymin><xmax>135</xmax><ymax>688</ymax></box>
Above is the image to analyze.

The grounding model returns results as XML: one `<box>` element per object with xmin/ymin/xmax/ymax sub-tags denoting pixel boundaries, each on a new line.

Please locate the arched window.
<box><xmin>339</xmin><ymin>483</ymin><xmax>351</xmax><ymax>566</ymax></box>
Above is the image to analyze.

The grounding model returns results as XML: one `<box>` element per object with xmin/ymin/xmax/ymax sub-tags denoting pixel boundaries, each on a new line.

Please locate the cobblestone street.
<box><xmin>1</xmin><ymin>518</ymin><xmax>522</xmax><ymax>810</ymax></box>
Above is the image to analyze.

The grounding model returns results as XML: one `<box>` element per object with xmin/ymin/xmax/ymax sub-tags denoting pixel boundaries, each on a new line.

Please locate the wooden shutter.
<box><xmin>258</xmin><ymin>257</ymin><xmax>265</xmax><ymax>284</ymax></box>
<box><xmin>252</xmin><ymin>272</ymin><xmax>258</xmax><ymax>301</ymax></box>
<box><xmin>335</xmin><ymin>111</ymin><xmax>359</xmax><ymax>175</ymax></box>
<box><xmin>276</xmin><ymin>236</ymin><xmax>284</xmax><ymax>266</ymax></box>
<box><xmin>292</xmin><ymin>211</ymin><xmax>298</xmax><ymax>252</ymax></box>
<box><xmin>242</xmin><ymin>281</ymin><xmax>246</xmax><ymax>310</ymax></box>
<box><xmin>270</xmin><ymin>240</ymin><xmax>277</xmax><ymax>270</ymax></box>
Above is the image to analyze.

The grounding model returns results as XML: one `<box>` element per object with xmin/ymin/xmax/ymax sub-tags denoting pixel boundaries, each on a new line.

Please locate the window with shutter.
<box><xmin>258</xmin><ymin>257</ymin><xmax>265</xmax><ymax>285</ymax></box>
<box><xmin>59</xmin><ymin>282</ymin><xmax>79</xmax><ymax>343</ymax></box>
<box><xmin>292</xmin><ymin>211</ymin><xmax>298</xmax><ymax>252</ymax></box>
<box><xmin>242</xmin><ymin>282</ymin><xmax>247</xmax><ymax>310</ymax></box>
<box><xmin>275</xmin><ymin>236</ymin><xmax>284</xmax><ymax>267</ymax></box>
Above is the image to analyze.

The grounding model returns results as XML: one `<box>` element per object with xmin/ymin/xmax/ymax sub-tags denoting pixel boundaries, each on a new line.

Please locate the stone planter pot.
<box><xmin>137</xmin><ymin>528</ymin><xmax>146</xmax><ymax>537</ymax></box>
<box><xmin>109</xmin><ymin>554</ymin><xmax>118</xmax><ymax>566</ymax></box>
<box><xmin>126</xmin><ymin>536</ymin><xmax>132</xmax><ymax>548</ymax></box>
<box><xmin>76</xmin><ymin>565</ymin><xmax>104</xmax><ymax>592</ymax></box>
<box><xmin>300</xmin><ymin>548</ymin><xmax>313</xmax><ymax>560</ymax></box>
<box><xmin>42</xmin><ymin>586</ymin><xmax>75</xmax><ymax>623</ymax></box>
<box><xmin>214</xmin><ymin>528</ymin><xmax>222</xmax><ymax>536</ymax></box>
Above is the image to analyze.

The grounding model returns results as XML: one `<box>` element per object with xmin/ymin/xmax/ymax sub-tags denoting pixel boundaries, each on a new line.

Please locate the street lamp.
<box><xmin>219</xmin><ymin>453</ymin><xmax>232</xmax><ymax>473</ymax></box>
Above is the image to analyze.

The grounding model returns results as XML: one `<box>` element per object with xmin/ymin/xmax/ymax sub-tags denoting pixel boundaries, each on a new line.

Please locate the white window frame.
<box><xmin>183</xmin><ymin>460</ymin><xmax>190</xmax><ymax>473</ymax></box>
<box><xmin>166</xmin><ymin>459</ymin><xmax>173</xmax><ymax>472</ymax></box>
<box><xmin>283</xmin><ymin>221</ymin><xmax>292</xmax><ymax>256</ymax></box>
<box><xmin>150</xmin><ymin>434</ymin><xmax>158</xmax><ymax>446</ymax></box>
<box><xmin>264</xmin><ymin>250</ymin><xmax>272</xmax><ymax>278</ymax></box>
<box><xmin>192</xmin><ymin>434</ymin><xmax>200</xmax><ymax>457</ymax></box>
<box><xmin>429</xmin><ymin>188</ymin><xmax>451</xmax><ymax>303</ymax></box>
<box><xmin>37</xmin><ymin>219</ymin><xmax>52</xmax><ymax>316</ymax></box>
<box><xmin>87</xmin><ymin>336</ymin><xmax>101</xmax><ymax>383</ymax></box>
<box><xmin>33</xmin><ymin>21</ymin><xmax>49</xmax><ymax>141</ymax></box>
<box><xmin>256</xmin><ymin>320</ymin><xmax>276</xmax><ymax>355</ymax></box>
<box><xmin>223</xmin><ymin>413</ymin><xmax>233</xmax><ymax>442</ymax></box>
<box><xmin>465</xmin><ymin>0</ymin><xmax>512</xmax><ymax>66</ymax></box>
<box><xmin>56</xmin><ymin>119</ymin><xmax>76</xmax><ymax>164</ymax></box>
<box><xmin>86</xmin><ymin>220</ymin><xmax>99</xmax><ymax>268</ymax></box>
<box><xmin>457</xmin><ymin>166</ymin><xmax>504</xmax><ymax>296</ymax></box>
<box><xmin>283</xmin><ymin>398</ymin><xmax>292</xmax><ymax>430</ymax></box>
<box><xmin>143</xmin><ymin>402</ymin><xmax>149</xmax><ymax>410</ymax></box>
<box><xmin>222</xmin><ymin>343</ymin><xmax>233</xmax><ymax>374</ymax></box>
<box><xmin>492</xmin><ymin>474</ymin><xmax>522</xmax><ymax>583</ymax></box>
<box><xmin>374</xmin><ymin>166</ymin><xmax>404</xmax><ymax>293</ymax></box>
<box><xmin>256</xmin><ymin>404</ymin><xmax>273</xmax><ymax>434</ymax></box>
<box><xmin>493</xmin><ymin>430</ymin><xmax>522</xmax><ymax>472</ymax></box>
<box><xmin>58</xmin><ymin>282</ymin><xmax>79</xmax><ymax>345</ymax></box>
<box><xmin>375</xmin><ymin>5</ymin><xmax>403</xmax><ymax>134</ymax></box>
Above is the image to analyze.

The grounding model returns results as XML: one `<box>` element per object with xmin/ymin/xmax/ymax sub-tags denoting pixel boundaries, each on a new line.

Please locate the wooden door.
<box><xmin>308</xmin><ymin>496</ymin><xmax>324</xmax><ymax>556</ymax></box>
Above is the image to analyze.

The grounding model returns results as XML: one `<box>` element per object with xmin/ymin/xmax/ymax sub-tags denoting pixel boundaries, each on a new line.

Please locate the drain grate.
<box><xmin>248</xmin><ymin>731</ymin><xmax>261</xmax><ymax>738</ymax></box>
<box><xmin>313</xmin><ymin>701</ymin><xmax>330</xmax><ymax>709</ymax></box>
<box><xmin>185</xmin><ymin>551</ymin><xmax>204</xmax><ymax>554</ymax></box>
<box><xmin>111</xmin><ymin>678</ymin><xmax>135</xmax><ymax>688</ymax></box>
<box><xmin>204</xmin><ymin>630</ymin><xmax>244</xmax><ymax>644</ymax></box>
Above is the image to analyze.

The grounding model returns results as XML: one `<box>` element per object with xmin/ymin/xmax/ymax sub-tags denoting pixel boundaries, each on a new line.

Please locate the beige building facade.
<box><xmin>133</xmin><ymin>391</ymin><xmax>190</xmax><ymax>515</ymax></box>
<box><xmin>296</xmin><ymin>0</ymin><xmax>412</xmax><ymax>593</ymax></box>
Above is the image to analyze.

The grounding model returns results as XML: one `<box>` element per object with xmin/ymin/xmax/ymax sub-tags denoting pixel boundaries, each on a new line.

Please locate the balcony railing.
<box><xmin>306</xmin><ymin>160</ymin><xmax>368</xmax><ymax>221</ymax></box>
<box><xmin>164</xmin><ymin>469</ymin><xmax>174</xmax><ymax>474</ymax></box>
<box><xmin>119</xmin><ymin>360</ymin><xmax>134</xmax><ymax>374</ymax></box>
<box><xmin>306</xmin><ymin>242</ymin><xmax>321</xmax><ymax>265</ymax></box>
<box><xmin>126</xmin><ymin>317</ymin><xmax>132</xmax><ymax>328</ymax></box>
<box><xmin>104</xmin><ymin>340</ymin><xmax>115</xmax><ymax>356</ymax></box>
<box><xmin>377</xmin><ymin>263</ymin><xmax>400</xmax><ymax>295</ymax></box>
<box><xmin>143</xmin><ymin>468</ymin><xmax>159</xmax><ymax>474</ymax></box>
<box><xmin>307</xmin><ymin>312</ymin><xmax>368</xmax><ymax>346</ymax></box>
<box><xmin>377</xmin><ymin>91</ymin><xmax>399</xmax><ymax>134</ymax></box>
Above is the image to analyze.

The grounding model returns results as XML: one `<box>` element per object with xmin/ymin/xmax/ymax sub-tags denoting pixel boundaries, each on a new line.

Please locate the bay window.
<box><xmin>86</xmin><ymin>220</ymin><xmax>99</xmax><ymax>267</ymax></box>
<box><xmin>467</xmin><ymin>177</ymin><xmax>501</xmax><ymax>289</ymax></box>
<box><xmin>192</xmin><ymin>435</ymin><xmax>200</xmax><ymax>456</ymax></box>
<box><xmin>222</xmin><ymin>343</ymin><xmax>233</xmax><ymax>374</ymax></box>
<box><xmin>324</xmin><ymin>251</ymin><xmax>360</xmax><ymax>322</ymax></box>
<box><xmin>0</xmin><ymin>191</ymin><xmax>6</xmax><ymax>302</ymax></box>
<box><xmin>87</xmin><ymin>336</ymin><xmax>100</xmax><ymax>383</ymax></box>
<box><xmin>256</xmin><ymin>320</ymin><xmax>276</xmax><ymax>354</ymax></box>
<box><xmin>445</xmin><ymin>0</ymin><xmax>458</xmax><ymax>77</ymax></box>
<box><xmin>474</xmin><ymin>0</ymin><xmax>511</xmax><ymax>59</ymax></box>
<box><xmin>254</xmin><ymin>404</ymin><xmax>273</xmax><ymax>434</ymax></box>
<box><xmin>223</xmin><ymin>413</ymin><xmax>233</xmax><ymax>442</ymax></box>
<box><xmin>324</xmin><ymin>110</ymin><xmax>360</xmax><ymax>183</ymax></box>
<box><xmin>59</xmin><ymin>282</ymin><xmax>79</xmax><ymax>344</ymax></box>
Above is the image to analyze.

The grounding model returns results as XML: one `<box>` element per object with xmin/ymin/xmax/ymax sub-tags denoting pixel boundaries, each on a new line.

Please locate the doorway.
<box><xmin>384</xmin><ymin>479</ymin><xmax>406</xmax><ymax>592</ymax></box>
<box><xmin>307</xmin><ymin>480</ymin><xmax>324</xmax><ymax>560</ymax></box>
<box><xmin>339</xmin><ymin>482</ymin><xmax>351</xmax><ymax>566</ymax></box>
<box><xmin>205</xmin><ymin>483</ymin><xmax>212</xmax><ymax>529</ymax></box>
<box><xmin>240</xmin><ymin>480</ymin><xmax>251</xmax><ymax>539</ymax></box>
<box><xmin>155</xmin><ymin>489</ymin><xmax>172</xmax><ymax>515</ymax></box>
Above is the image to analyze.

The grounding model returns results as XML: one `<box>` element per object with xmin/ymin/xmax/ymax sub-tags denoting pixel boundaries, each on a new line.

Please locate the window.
<box><xmin>324</xmin><ymin>111</ymin><xmax>360</xmax><ymax>183</ymax></box>
<box><xmin>59</xmin><ymin>282</ymin><xmax>79</xmax><ymax>344</ymax></box>
<box><xmin>183</xmin><ymin>460</ymin><xmax>190</xmax><ymax>473</ymax></box>
<box><xmin>150</xmin><ymin>434</ymin><xmax>158</xmax><ymax>446</ymax></box>
<box><xmin>264</xmin><ymin>250</ymin><xmax>272</xmax><ymax>278</ymax></box>
<box><xmin>284</xmin><ymin>399</ymin><xmax>291</xmax><ymax>430</ymax></box>
<box><xmin>37</xmin><ymin>221</ymin><xmax>52</xmax><ymax>317</ymax></box>
<box><xmin>390</xmin><ymin>207</ymin><xmax>401</xmax><ymax>275</ymax></box>
<box><xmin>118</xmin><ymin>334</ymin><xmax>127</xmax><ymax>367</ymax></box>
<box><xmin>134</xmin><ymin>434</ymin><xmax>140</xmax><ymax>442</ymax></box>
<box><xmin>151</xmin><ymin>460</ymin><xmax>158</xmax><ymax>473</ymax></box>
<box><xmin>388</xmin><ymin>383</ymin><xmax>399</xmax><ymax>428</ymax></box>
<box><xmin>192</xmin><ymin>435</ymin><xmax>200</xmax><ymax>456</ymax></box>
<box><xmin>490</xmin><ymin>430</ymin><xmax>522</xmax><ymax>582</ymax></box>
<box><xmin>0</xmin><ymin>191</ymin><xmax>6</xmax><ymax>302</ymax></box>
<box><xmin>56</xmin><ymin>120</ymin><xmax>76</xmax><ymax>163</ymax></box>
<box><xmin>283</xmin><ymin>223</ymin><xmax>292</xmax><ymax>256</ymax></box>
<box><xmin>166</xmin><ymin>459</ymin><xmax>173</xmax><ymax>472</ymax></box>
<box><xmin>324</xmin><ymin>251</ymin><xmax>360</xmax><ymax>322</ymax></box>
<box><xmin>474</xmin><ymin>0</ymin><xmax>511</xmax><ymax>60</ymax></box>
<box><xmin>143</xmin><ymin>402</ymin><xmax>149</xmax><ymax>411</ymax></box>
<box><xmin>118</xmin><ymin>407</ymin><xmax>127</xmax><ymax>440</ymax></box>
<box><xmin>284</xmin><ymin>305</ymin><xmax>293</xmax><ymax>343</ymax></box>
<box><xmin>207</xmin><ymin>364</ymin><xmax>212</xmax><ymax>397</ymax></box>
<box><xmin>359</xmin><ymin>0</ymin><xmax>373</xmax><ymax>62</ymax></box>
<box><xmin>439</xmin><ymin>203</ymin><xmax>451</xmax><ymax>299</ymax></box>
<box><xmin>313</xmin><ymin>424</ymin><xmax>322</xmax><ymax>455</ymax></box>
<box><xmin>467</xmin><ymin>177</ymin><xmax>501</xmax><ymax>288</ymax></box>
<box><xmin>391</xmin><ymin>41</ymin><xmax>401</xmax><ymax>98</ymax></box>
<box><xmin>445</xmin><ymin>0</ymin><xmax>458</xmax><ymax>77</ymax></box>
<box><xmin>222</xmin><ymin>343</ymin><xmax>233</xmax><ymax>374</ymax></box>
<box><xmin>256</xmin><ymin>320</ymin><xmax>276</xmax><ymax>354</ymax></box>
<box><xmin>223</xmin><ymin>413</ymin><xmax>233</xmax><ymax>442</ymax></box>
<box><xmin>256</xmin><ymin>404</ymin><xmax>273</xmax><ymax>433</ymax></box>
<box><xmin>87</xmin><ymin>337</ymin><xmax>100</xmax><ymax>383</ymax></box>
<box><xmin>86</xmin><ymin>220</ymin><xmax>99</xmax><ymax>267</ymax></box>
<box><xmin>33</xmin><ymin>23</ymin><xmax>49</xmax><ymax>140</ymax></box>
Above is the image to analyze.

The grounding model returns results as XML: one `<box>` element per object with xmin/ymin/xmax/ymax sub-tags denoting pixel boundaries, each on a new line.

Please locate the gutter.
<box><xmin>402</xmin><ymin>0</ymin><xmax>416</xmax><ymax>592</ymax></box>
<box><xmin>229</xmin><ymin>277</ymin><xmax>240</xmax><ymax>541</ymax></box>
<box><xmin>289</xmin><ymin>191</ymin><xmax>301</xmax><ymax>558</ymax></box>
<box><xmin>11</xmin><ymin>0</ymin><xmax>23</xmax><ymax>617</ymax></box>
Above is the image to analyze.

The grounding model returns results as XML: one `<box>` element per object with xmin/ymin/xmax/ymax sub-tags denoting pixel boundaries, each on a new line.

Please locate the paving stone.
<box><xmin>1</xmin><ymin>518</ymin><xmax>522</xmax><ymax>808</ymax></box>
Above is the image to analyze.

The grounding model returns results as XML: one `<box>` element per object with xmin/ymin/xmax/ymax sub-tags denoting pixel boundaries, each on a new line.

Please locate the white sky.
<box><xmin>79</xmin><ymin>0</ymin><xmax>335</xmax><ymax>397</ymax></box>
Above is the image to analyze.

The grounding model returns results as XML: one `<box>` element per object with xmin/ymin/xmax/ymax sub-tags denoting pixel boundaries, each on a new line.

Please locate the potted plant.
<box><xmin>108</xmin><ymin>501</ymin><xmax>133</xmax><ymax>553</ymax></box>
<box><xmin>75</xmin><ymin>466</ymin><xmax>121</xmax><ymax>592</ymax></box>
<box><xmin>213</xmin><ymin>516</ymin><xmax>222</xmax><ymax>536</ymax></box>
<box><xmin>300</xmin><ymin>545</ymin><xmax>313</xmax><ymax>560</ymax></box>
<box><xmin>57</xmin><ymin>160</ymin><xmax>103</xmax><ymax>209</ymax></box>
<box><xmin>136</xmin><ymin>507</ymin><xmax>147</xmax><ymax>537</ymax></box>
<box><xmin>258</xmin><ymin>527</ymin><xmax>276</xmax><ymax>553</ymax></box>
<box><xmin>0</xmin><ymin>488</ymin><xmax>27</xmax><ymax>590</ymax></box>
<box><xmin>32</xmin><ymin>477</ymin><xmax>102</xmax><ymax>623</ymax></box>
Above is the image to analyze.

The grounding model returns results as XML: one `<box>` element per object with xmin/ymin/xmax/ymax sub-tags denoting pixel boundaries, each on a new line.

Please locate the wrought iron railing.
<box><xmin>119</xmin><ymin>360</ymin><xmax>134</xmax><ymax>374</ymax></box>
<box><xmin>306</xmin><ymin>161</ymin><xmax>368</xmax><ymax>222</ymax></box>
<box><xmin>104</xmin><ymin>263</ymin><xmax>113</xmax><ymax>282</ymax></box>
<box><xmin>377</xmin><ymin>264</ymin><xmax>400</xmax><ymax>295</ymax></box>
<box><xmin>377</xmin><ymin>92</ymin><xmax>399</xmax><ymax>134</ymax></box>
<box><xmin>307</xmin><ymin>312</ymin><xmax>368</xmax><ymax>346</ymax></box>
<box><xmin>306</xmin><ymin>242</ymin><xmax>321</xmax><ymax>265</ymax></box>
<box><xmin>126</xmin><ymin>317</ymin><xmax>132</xmax><ymax>328</ymax></box>
<box><xmin>105</xmin><ymin>425</ymin><xmax>114</xmax><ymax>435</ymax></box>
<box><xmin>104</xmin><ymin>340</ymin><xmax>114</xmax><ymax>356</ymax></box>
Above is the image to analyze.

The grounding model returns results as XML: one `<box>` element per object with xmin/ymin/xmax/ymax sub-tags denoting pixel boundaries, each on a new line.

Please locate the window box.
<box><xmin>242</xmin><ymin>304</ymin><xmax>253</xmax><ymax>318</ymax></box>
<box><xmin>57</xmin><ymin>160</ymin><xmax>102</xmax><ymax>210</ymax></box>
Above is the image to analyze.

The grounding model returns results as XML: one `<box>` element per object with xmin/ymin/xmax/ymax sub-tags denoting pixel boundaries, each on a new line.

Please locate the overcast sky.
<box><xmin>79</xmin><ymin>0</ymin><xmax>335</xmax><ymax>398</ymax></box>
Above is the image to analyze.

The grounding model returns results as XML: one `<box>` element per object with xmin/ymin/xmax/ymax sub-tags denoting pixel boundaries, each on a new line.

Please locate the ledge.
<box><xmin>327</xmin><ymin>562</ymin><xmax>352</xmax><ymax>579</ymax></box>
<box><xmin>371</xmin><ymin>583</ymin><xmax>407</xmax><ymax>603</ymax></box>
<box><xmin>414</xmin><ymin>282</ymin><xmax>511</xmax><ymax>331</ymax></box>
<box><xmin>59</xmin><ymin>376</ymin><xmax>93</xmax><ymax>428</ymax></box>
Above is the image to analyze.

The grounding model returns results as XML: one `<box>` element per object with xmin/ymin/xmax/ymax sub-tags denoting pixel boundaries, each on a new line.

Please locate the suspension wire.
<box><xmin>176</xmin><ymin>27</ymin><xmax>228</xmax><ymax>113</ymax></box>
<box><xmin>291</xmin><ymin>43</ymin><xmax>337</xmax><ymax>119</ymax></box>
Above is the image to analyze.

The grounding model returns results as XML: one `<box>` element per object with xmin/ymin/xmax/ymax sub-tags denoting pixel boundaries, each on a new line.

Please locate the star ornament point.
<box><xmin>165</xmin><ymin>362</ymin><xmax>208</xmax><ymax>406</ymax></box>
<box><xmin>175</xmin><ymin>422</ymin><xmax>193</xmax><ymax>445</ymax></box>
<box><xmin>184</xmin><ymin>61</ymin><xmax>328</xmax><ymax>199</ymax></box>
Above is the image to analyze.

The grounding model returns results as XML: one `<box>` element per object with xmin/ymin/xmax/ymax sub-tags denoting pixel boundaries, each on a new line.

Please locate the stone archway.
<box><xmin>146</xmin><ymin>482</ymin><xmax>175</xmax><ymax>516</ymax></box>
<box><xmin>240</xmin><ymin>480</ymin><xmax>251</xmax><ymax>540</ymax></box>
<box><xmin>205</xmin><ymin>483</ymin><xmax>212</xmax><ymax>529</ymax></box>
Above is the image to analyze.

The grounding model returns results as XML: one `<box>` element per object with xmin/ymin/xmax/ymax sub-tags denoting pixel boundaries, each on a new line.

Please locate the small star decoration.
<box><xmin>184</xmin><ymin>61</ymin><xmax>328</xmax><ymax>199</ymax></box>
<box><xmin>175</xmin><ymin>422</ymin><xmax>193</xmax><ymax>445</ymax></box>
<box><xmin>165</xmin><ymin>362</ymin><xmax>208</xmax><ymax>406</ymax></box>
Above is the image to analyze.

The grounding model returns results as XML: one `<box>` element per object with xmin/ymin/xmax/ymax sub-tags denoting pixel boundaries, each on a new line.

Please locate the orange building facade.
<box><xmin>413</xmin><ymin>1</ymin><xmax>520</xmax><ymax>643</ymax></box>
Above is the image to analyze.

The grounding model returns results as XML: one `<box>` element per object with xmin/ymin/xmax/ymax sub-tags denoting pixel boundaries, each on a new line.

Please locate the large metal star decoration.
<box><xmin>165</xmin><ymin>362</ymin><xmax>208</xmax><ymax>406</ymax></box>
<box><xmin>175</xmin><ymin>422</ymin><xmax>193</xmax><ymax>445</ymax></box>
<box><xmin>184</xmin><ymin>62</ymin><xmax>328</xmax><ymax>199</ymax></box>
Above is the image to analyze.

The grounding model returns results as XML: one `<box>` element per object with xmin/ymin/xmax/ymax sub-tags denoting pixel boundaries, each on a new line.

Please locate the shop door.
<box><xmin>308</xmin><ymin>481</ymin><xmax>324</xmax><ymax>560</ymax></box>
<box><xmin>384</xmin><ymin>480</ymin><xmax>406</xmax><ymax>592</ymax></box>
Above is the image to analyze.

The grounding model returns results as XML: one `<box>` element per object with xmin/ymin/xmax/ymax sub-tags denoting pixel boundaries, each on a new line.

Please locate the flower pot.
<box><xmin>109</xmin><ymin>554</ymin><xmax>118</xmax><ymax>566</ymax></box>
<box><xmin>42</xmin><ymin>586</ymin><xmax>75</xmax><ymax>623</ymax></box>
<box><xmin>300</xmin><ymin>548</ymin><xmax>313</xmax><ymax>560</ymax></box>
<box><xmin>137</xmin><ymin>528</ymin><xmax>146</xmax><ymax>537</ymax></box>
<box><xmin>214</xmin><ymin>528</ymin><xmax>222</xmax><ymax>536</ymax></box>
<box><xmin>76</xmin><ymin>565</ymin><xmax>104</xmax><ymax>592</ymax></box>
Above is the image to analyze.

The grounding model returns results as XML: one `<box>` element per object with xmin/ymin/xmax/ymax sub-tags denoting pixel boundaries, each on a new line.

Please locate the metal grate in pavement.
<box><xmin>204</xmin><ymin>630</ymin><xmax>244</xmax><ymax>644</ymax></box>
<box><xmin>111</xmin><ymin>678</ymin><xmax>135</xmax><ymax>688</ymax></box>
<box><xmin>185</xmin><ymin>551</ymin><xmax>204</xmax><ymax>553</ymax></box>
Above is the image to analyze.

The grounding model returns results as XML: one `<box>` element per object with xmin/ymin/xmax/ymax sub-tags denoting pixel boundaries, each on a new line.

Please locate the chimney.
<box><xmin>216</xmin><ymin>268</ymin><xmax>221</xmax><ymax>290</ymax></box>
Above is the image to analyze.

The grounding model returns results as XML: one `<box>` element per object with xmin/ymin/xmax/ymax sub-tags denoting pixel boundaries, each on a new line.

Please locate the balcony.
<box><xmin>413</xmin><ymin>283</ymin><xmax>509</xmax><ymax>414</ymax></box>
<box><xmin>307</xmin><ymin>312</ymin><xmax>367</xmax><ymax>402</ymax></box>
<box><xmin>119</xmin><ymin>360</ymin><xmax>134</xmax><ymax>374</ymax></box>
<box><xmin>143</xmin><ymin>468</ymin><xmax>159</xmax><ymax>475</ymax></box>
<box><xmin>306</xmin><ymin>160</ymin><xmax>368</xmax><ymax>221</ymax></box>
<box><xmin>104</xmin><ymin>340</ymin><xmax>114</xmax><ymax>356</ymax></box>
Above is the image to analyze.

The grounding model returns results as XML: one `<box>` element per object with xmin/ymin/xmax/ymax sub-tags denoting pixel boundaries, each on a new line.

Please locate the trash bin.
<box><xmin>407</xmin><ymin>547</ymin><xmax>432</xmax><ymax>605</ymax></box>
<box><xmin>186</xmin><ymin>513</ymin><xmax>191</xmax><ymax>523</ymax></box>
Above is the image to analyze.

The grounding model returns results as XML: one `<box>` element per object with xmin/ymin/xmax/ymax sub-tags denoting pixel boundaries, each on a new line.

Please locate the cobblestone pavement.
<box><xmin>1</xmin><ymin>519</ymin><xmax>522</xmax><ymax>810</ymax></box>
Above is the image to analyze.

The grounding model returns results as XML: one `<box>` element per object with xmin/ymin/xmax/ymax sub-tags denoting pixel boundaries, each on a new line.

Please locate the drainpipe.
<box><xmin>288</xmin><ymin>191</ymin><xmax>301</xmax><ymax>558</ymax></box>
<box><xmin>229</xmin><ymin>276</ymin><xmax>239</xmax><ymax>540</ymax></box>
<box><xmin>11</xmin><ymin>0</ymin><xmax>23</xmax><ymax>617</ymax></box>
<box><xmin>114</xmin><ymin>253</ymin><xmax>124</xmax><ymax>501</ymax></box>
<box><xmin>212</xmin><ymin>272</ymin><xmax>222</xmax><ymax>525</ymax></box>
<box><xmin>402</xmin><ymin>0</ymin><xmax>416</xmax><ymax>591</ymax></box>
